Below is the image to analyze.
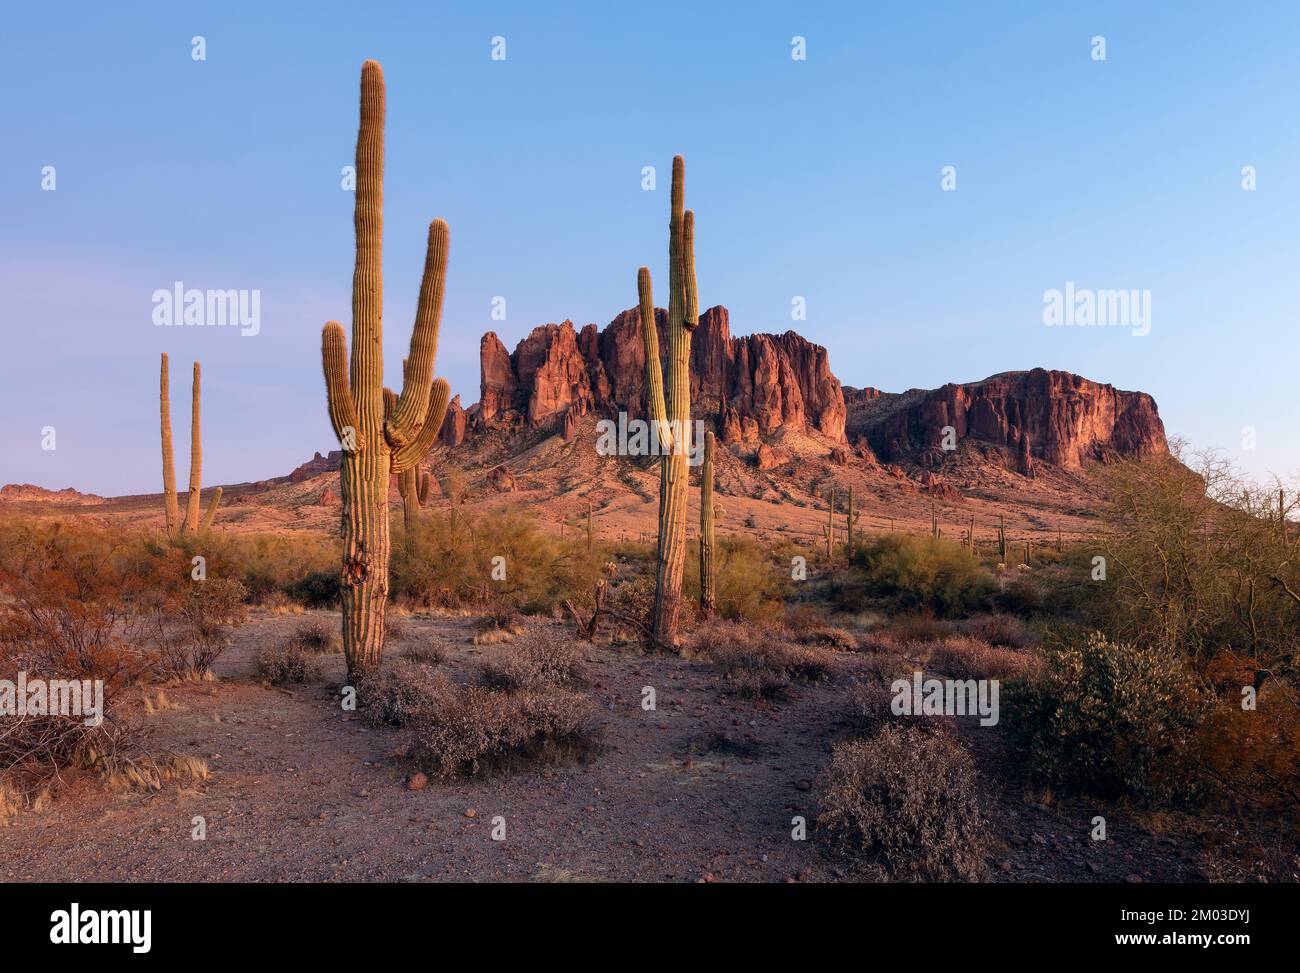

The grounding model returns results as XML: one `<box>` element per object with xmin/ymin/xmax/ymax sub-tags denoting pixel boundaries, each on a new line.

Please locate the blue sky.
<box><xmin>2</xmin><ymin>1</ymin><xmax>1298</xmax><ymax>496</ymax></box>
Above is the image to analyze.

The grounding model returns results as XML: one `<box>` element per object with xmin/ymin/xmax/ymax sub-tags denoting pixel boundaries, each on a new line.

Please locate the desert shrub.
<box><xmin>817</xmin><ymin>724</ymin><xmax>988</xmax><ymax>880</ymax></box>
<box><xmin>480</xmin><ymin>632</ymin><xmax>587</xmax><ymax>692</ymax></box>
<box><xmin>291</xmin><ymin>619</ymin><xmax>342</xmax><ymax>655</ymax></box>
<box><xmin>1095</xmin><ymin>447</ymin><xmax>1300</xmax><ymax>668</ymax></box>
<box><xmin>407</xmin><ymin>682</ymin><xmax>599</xmax><ymax>779</ymax></box>
<box><xmin>155</xmin><ymin>578</ymin><xmax>249</xmax><ymax>678</ymax></box>
<box><xmin>217</xmin><ymin>532</ymin><xmax>336</xmax><ymax>604</ymax></box>
<box><xmin>1003</xmin><ymin>631</ymin><xmax>1207</xmax><ymax>803</ymax></box>
<box><xmin>401</xmin><ymin>642</ymin><xmax>446</xmax><ymax>666</ymax></box>
<box><xmin>391</xmin><ymin>506</ymin><xmax>606</xmax><ymax>615</ymax></box>
<box><xmin>685</xmin><ymin>535</ymin><xmax>792</xmax><ymax>622</ymax></box>
<box><xmin>689</xmin><ymin>619</ymin><xmax>834</xmax><ymax>699</ymax></box>
<box><xmin>256</xmin><ymin>641</ymin><xmax>312</xmax><ymax>686</ymax></box>
<box><xmin>0</xmin><ymin>520</ymin><xmax>164</xmax><ymax>688</ymax></box>
<box><xmin>850</xmin><ymin>534</ymin><xmax>996</xmax><ymax>617</ymax></box>
<box><xmin>471</xmin><ymin>607</ymin><xmax>527</xmax><ymax>645</ymax></box>
<box><xmin>995</xmin><ymin>577</ymin><xmax>1044</xmax><ymax>616</ymax></box>
<box><xmin>926</xmin><ymin>636</ymin><xmax>1042</xmax><ymax>682</ymax></box>
<box><xmin>956</xmin><ymin>613</ymin><xmax>1034</xmax><ymax>649</ymax></box>
<box><xmin>860</xmin><ymin>614</ymin><xmax>955</xmax><ymax>653</ymax></box>
<box><xmin>1194</xmin><ymin>677</ymin><xmax>1300</xmax><ymax>815</ymax></box>
<box><xmin>284</xmin><ymin>569</ymin><xmax>341</xmax><ymax>609</ymax></box>
<box><xmin>847</xmin><ymin>677</ymin><xmax>900</xmax><ymax>731</ymax></box>
<box><xmin>360</xmin><ymin>660</ymin><xmax>445</xmax><ymax>727</ymax></box>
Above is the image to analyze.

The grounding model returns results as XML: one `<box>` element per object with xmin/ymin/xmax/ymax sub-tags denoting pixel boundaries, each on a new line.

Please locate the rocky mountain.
<box><xmin>460</xmin><ymin>306</ymin><xmax>1166</xmax><ymax>476</ymax></box>
<box><xmin>1</xmin><ymin>308</ymin><xmax>1173</xmax><ymax>545</ymax></box>
<box><xmin>0</xmin><ymin>483</ymin><xmax>105</xmax><ymax>505</ymax></box>
<box><xmin>845</xmin><ymin>369</ymin><xmax>1168</xmax><ymax>474</ymax></box>
<box><xmin>471</xmin><ymin>305</ymin><xmax>845</xmax><ymax>446</ymax></box>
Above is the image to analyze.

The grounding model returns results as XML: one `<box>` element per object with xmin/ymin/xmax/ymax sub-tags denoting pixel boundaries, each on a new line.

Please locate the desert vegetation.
<box><xmin>1</xmin><ymin>56</ymin><xmax>1295</xmax><ymax>886</ymax></box>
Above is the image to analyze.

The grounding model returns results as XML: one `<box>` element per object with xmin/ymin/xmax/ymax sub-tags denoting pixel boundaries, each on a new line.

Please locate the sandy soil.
<box><xmin>0</xmin><ymin>610</ymin><xmax>1213</xmax><ymax>883</ymax></box>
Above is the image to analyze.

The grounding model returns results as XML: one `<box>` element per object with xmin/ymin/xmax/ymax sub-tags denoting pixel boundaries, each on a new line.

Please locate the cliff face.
<box><xmin>847</xmin><ymin>369</ymin><xmax>1167</xmax><ymax>469</ymax></box>
<box><xmin>476</xmin><ymin>305</ymin><xmax>846</xmax><ymax>443</ymax></box>
<box><xmin>280</xmin><ymin>315</ymin><xmax>1169</xmax><ymax>483</ymax></box>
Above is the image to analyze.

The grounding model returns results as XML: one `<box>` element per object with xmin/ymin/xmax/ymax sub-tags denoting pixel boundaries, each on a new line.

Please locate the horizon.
<box><xmin>3</xmin><ymin>1</ymin><xmax>1298</xmax><ymax>495</ymax></box>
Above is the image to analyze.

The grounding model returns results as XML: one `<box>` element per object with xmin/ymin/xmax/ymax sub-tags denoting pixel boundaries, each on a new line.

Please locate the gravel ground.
<box><xmin>0</xmin><ymin>610</ymin><xmax>1220</xmax><ymax>883</ymax></box>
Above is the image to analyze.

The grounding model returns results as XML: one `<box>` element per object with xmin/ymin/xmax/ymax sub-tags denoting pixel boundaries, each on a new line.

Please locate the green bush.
<box><xmin>284</xmin><ymin>570</ymin><xmax>340</xmax><ymax>608</ymax></box>
<box><xmin>1003</xmin><ymin>631</ymin><xmax>1207</xmax><ymax>803</ymax></box>
<box><xmin>849</xmin><ymin>534</ymin><xmax>996</xmax><ymax>617</ymax></box>
<box><xmin>684</xmin><ymin>535</ymin><xmax>793</xmax><ymax>621</ymax></box>
<box><xmin>390</xmin><ymin>506</ymin><xmax>605</xmax><ymax>614</ymax></box>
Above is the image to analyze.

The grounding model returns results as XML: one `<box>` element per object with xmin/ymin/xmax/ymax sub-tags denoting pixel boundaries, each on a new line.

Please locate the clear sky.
<box><xmin>2</xmin><ymin>1</ymin><xmax>1297</xmax><ymax>496</ymax></box>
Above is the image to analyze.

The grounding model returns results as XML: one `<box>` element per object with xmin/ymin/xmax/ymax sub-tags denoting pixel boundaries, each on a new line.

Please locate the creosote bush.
<box><xmin>817</xmin><ymin>724</ymin><xmax>988</xmax><ymax>881</ymax></box>
<box><xmin>1004</xmin><ymin>631</ymin><xmax>1207</xmax><ymax>803</ymax></box>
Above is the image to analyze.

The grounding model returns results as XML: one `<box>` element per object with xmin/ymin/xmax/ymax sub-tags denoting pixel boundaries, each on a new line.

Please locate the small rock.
<box><xmin>464</xmin><ymin>808</ymin><xmax>477</xmax><ymax>818</ymax></box>
<box><xmin>795</xmin><ymin>779</ymin><xmax>812</xmax><ymax>792</ymax></box>
<box><xmin>406</xmin><ymin>773</ymin><xmax>427</xmax><ymax>791</ymax></box>
<box><xmin>1124</xmin><ymin>873</ymin><xmax>1143</xmax><ymax>884</ymax></box>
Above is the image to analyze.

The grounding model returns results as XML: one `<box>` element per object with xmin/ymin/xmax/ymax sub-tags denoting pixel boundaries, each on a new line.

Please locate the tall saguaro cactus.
<box><xmin>321</xmin><ymin>60</ymin><xmax>452</xmax><ymax>681</ymax></box>
<box><xmin>638</xmin><ymin>155</ymin><xmax>699</xmax><ymax>647</ymax></box>
<box><xmin>700</xmin><ymin>430</ymin><xmax>716</xmax><ymax>619</ymax></box>
<box><xmin>159</xmin><ymin>353</ymin><xmax>221</xmax><ymax>538</ymax></box>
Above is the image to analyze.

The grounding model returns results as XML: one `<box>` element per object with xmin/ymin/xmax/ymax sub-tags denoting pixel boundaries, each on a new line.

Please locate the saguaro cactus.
<box><xmin>822</xmin><ymin>488</ymin><xmax>837</xmax><ymax>561</ymax></box>
<box><xmin>700</xmin><ymin>430</ymin><xmax>716</xmax><ymax>618</ymax></box>
<box><xmin>638</xmin><ymin>155</ymin><xmax>700</xmax><ymax>648</ymax></box>
<box><xmin>998</xmin><ymin>513</ymin><xmax>1008</xmax><ymax>563</ymax></box>
<box><xmin>321</xmin><ymin>60</ymin><xmax>452</xmax><ymax>681</ymax></box>
<box><xmin>159</xmin><ymin>353</ymin><xmax>221</xmax><ymax>537</ymax></box>
<box><xmin>846</xmin><ymin>485</ymin><xmax>860</xmax><ymax>557</ymax></box>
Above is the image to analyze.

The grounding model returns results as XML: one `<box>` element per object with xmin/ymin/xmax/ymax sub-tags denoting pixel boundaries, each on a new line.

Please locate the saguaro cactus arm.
<box><xmin>637</xmin><ymin>267</ymin><xmax>671</xmax><ymax>452</ymax></box>
<box><xmin>322</xmin><ymin>322</ymin><xmax>362</xmax><ymax>451</ymax></box>
<box><xmin>200</xmin><ymin>487</ymin><xmax>223</xmax><ymax>533</ymax></box>
<box><xmin>160</xmin><ymin>354</ymin><xmax>180</xmax><ymax>535</ymax></box>
<box><xmin>184</xmin><ymin>361</ymin><xmax>203</xmax><ymax>532</ymax></box>
<box><xmin>681</xmin><ymin>209</ymin><xmax>698</xmax><ymax>331</ymax></box>
<box><xmin>700</xmin><ymin>430</ymin><xmax>716</xmax><ymax>617</ymax></box>
<box><xmin>385</xmin><ymin>219</ymin><xmax>448</xmax><ymax>447</ymax></box>
<box><xmin>391</xmin><ymin>378</ymin><xmax>450</xmax><ymax>473</ymax></box>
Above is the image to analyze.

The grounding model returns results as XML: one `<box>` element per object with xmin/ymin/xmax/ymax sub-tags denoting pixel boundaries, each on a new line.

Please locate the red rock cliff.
<box><xmin>849</xmin><ymin>369</ymin><xmax>1167</xmax><ymax>469</ymax></box>
<box><xmin>475</xmin><ymin>305</ymin><xmax>846</xmax><ymax>442</ymax></box>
